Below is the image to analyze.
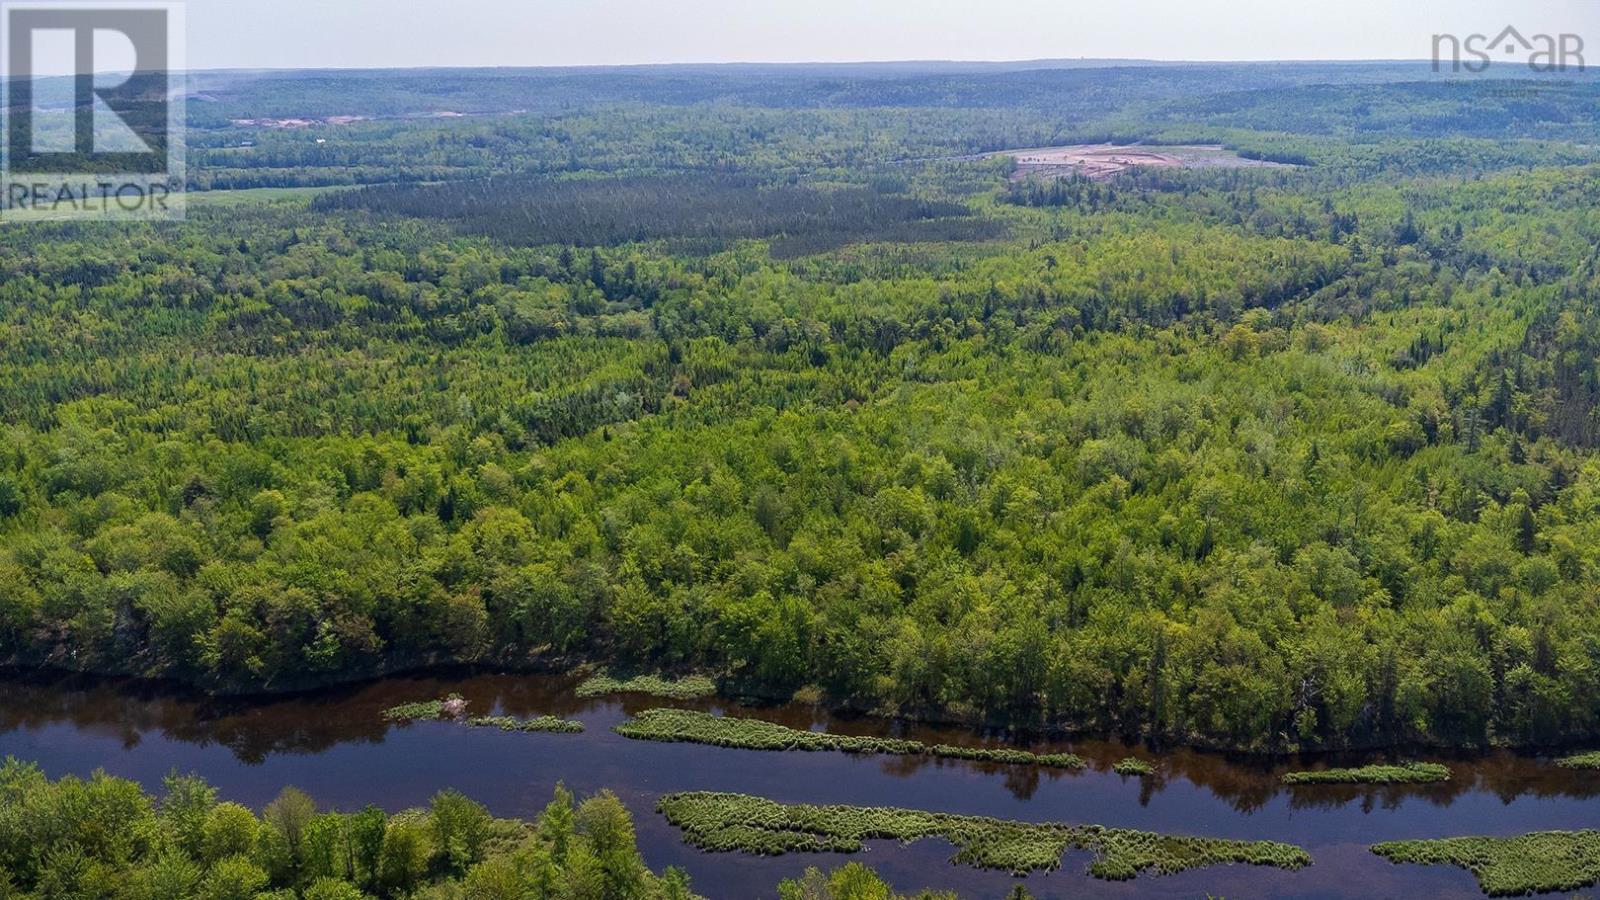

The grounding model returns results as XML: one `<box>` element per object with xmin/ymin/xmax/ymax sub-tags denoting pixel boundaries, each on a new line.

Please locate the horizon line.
<box><xmin>7</xmin><ymin>57</ymin><xmax>1486</xmax><ymax>80</ymax></box>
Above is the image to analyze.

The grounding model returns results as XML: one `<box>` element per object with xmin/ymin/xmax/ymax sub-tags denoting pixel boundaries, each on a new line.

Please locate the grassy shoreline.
<box><xmin>1282</xmin><ymin>762</ymin><xmax>1450</xmax><ymax>785</ymax></box>
<box><xmin>658</xmin><ymin>791</ymin><xmax>1311</xmax><ymax>878</ymax></box>
<box><xmin>575</xmin><ymin>671</ymin><xmax>718</xmax><ymax>700</ymax></box>
<box><xmin>1555</xmin><ymin>750</ymin><xmax>1600</xmax><ymax>769</ymax></box>
<box><xmin>1372</xmin><ymin>831</ymin><xmax>1600</xmax><ymax>896</ymax></box>
<box><xmin>616</xmin><ymin>708</ymin><xmax>1085</xmax><ymax>768</ymax></box>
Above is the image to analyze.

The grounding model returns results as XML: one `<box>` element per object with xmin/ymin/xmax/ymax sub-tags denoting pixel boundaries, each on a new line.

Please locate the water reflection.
<box><xmin>13</xmin><ymin>669</ymin><xmax>1600</xmax><ymax>898</ymax></box>
<box><xmin>3</xmin><ymin>668</ymin><xmax>1598</xmax><ymax>811</ymax></box>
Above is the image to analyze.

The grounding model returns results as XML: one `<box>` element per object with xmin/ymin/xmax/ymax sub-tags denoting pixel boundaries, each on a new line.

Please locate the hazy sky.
<box><xmin>166</xmin><ymin>0</ymin><xmax>1600</xmax><ymax>69</ymax></box>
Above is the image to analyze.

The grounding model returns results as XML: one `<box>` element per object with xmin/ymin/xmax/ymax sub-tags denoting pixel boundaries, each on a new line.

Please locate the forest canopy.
<box><xmin>4</xmin><ymin>62</ymin><xmax>1600</xmax><ymax>752</ymax></box>
<box><xmin>313</xmin><ymin>174</ymin><xmax>1000</xmax><ymax>255</ymax></box>
<box><xmin>0</xmin><ymin>759</ymin><xmax>698</xmax><ymax>900</ymax></box>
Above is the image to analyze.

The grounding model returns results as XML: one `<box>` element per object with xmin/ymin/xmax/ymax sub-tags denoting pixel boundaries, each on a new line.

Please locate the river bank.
<box><xmin>4</xmin><ymin>668</ymin><xmax>1600</xmax><ymax>897</ymax></box>
<box><xmin>6</xmin><ymin>659</ymin><xmax>1596</xmax><ymax>758</ymax></box>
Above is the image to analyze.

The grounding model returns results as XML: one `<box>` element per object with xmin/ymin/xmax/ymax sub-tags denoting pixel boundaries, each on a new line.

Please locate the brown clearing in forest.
<box><xmin>998</xmin><ymin>143</ymin><xmax>1298</xmax><ymax>181</ymax></box>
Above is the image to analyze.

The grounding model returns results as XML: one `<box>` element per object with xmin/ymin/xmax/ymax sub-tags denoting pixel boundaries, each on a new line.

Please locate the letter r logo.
<box><xmin>5</xmin><ymin>6</ymin><xmax>169</xmax><ymax>174</ymax></box>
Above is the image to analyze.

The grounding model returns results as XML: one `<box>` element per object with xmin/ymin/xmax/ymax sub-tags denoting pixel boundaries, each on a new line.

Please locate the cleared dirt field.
<box><xmin>997</xmin><ymin>143</ymin><xmax>1298</xmax><ymax>181</ymax></box>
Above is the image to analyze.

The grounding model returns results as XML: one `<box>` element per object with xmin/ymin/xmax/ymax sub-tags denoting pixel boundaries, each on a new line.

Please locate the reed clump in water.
<box><xmin>1113</xmin><ymin>757</ymin><xmax>1156</xmax><ymax>776</ymax></box>
<box><xmin>657</xmin><ymin>791</ymin><xmax>1311</xmax><ymax>879</ymax></box>
<box><xmin>616</xmin><ymin>708</ymin><xmax>1084</xmax><ymax>769</ymax></box>
<box><xmin>1372</xmin><ymin>831</ymin><xmax>1600</xmax><ymax>896</ymax></box>
<box><xmin>1282</xmin><ymin>762</ymin><xmax>1448</xmax><ymax>785</ymax></box>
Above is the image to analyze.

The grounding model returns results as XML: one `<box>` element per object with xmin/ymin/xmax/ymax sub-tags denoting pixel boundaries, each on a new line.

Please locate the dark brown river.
<box><xmin>4</xmin><ymin>670</ymin><xmax>1597</xmax><ymax>898</ymax></box>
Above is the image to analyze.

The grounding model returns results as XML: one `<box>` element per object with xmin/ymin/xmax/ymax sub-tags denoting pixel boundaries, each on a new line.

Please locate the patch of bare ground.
<box><xmin>998</xmin><ymin>143</ymin><xmax>1299</xmax><ymax>181</ymax></box>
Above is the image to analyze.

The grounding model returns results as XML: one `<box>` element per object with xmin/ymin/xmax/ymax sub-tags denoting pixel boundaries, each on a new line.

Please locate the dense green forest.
<box><xmin>7</xmin><ymin>63</ymin><xmax>1600</xmax><ymax>751</ymax></box>
<box><xmin>0</xmin><ymin>760</ymin><xmax>701</xmax><ymax>899</ymax></box>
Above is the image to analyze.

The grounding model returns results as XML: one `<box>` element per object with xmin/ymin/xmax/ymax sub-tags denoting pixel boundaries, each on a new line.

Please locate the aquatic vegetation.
<box><xmin>1113</xmin><ymin>757</ymin><xmax>1156</xmax><ymax>776</ymax></box>
<box><xmin>382</xmin><ymin>693</ymin><xmax>466</xmax><ymax>722</ymax></box>
<box><xmin>616</xmin><ymin>708</ymin><xmax>921</xmax><ymax>753</ymax></box>
<box><xmin>616</xmin><ymin>709</ymin><xmax>1084</xmax><ymax>769</ymax></box>
<box><xmin>385</xmin><ymin>696</ymin><xmax>582</xmax><ymax>733</ymax></box>
<box><xmin>1555</xmin><ymin>750</ymin><xmax>1600</xmax><ymax>769</ymax></box>
<box><xmin>465</xmin><ymin>714</ymin><xmax>585</xmax><ymax>734</ymax></box>
<box><xmin>926</xmin><ymin>743</ymin><xmax>1085</xmax><ymax>769</ymax></box>
<box><xmin>1372</xmin><ymin>831</ymin><xmax>1600</xmax><ymax>896</ymax></box>
<box><xmin>1282</xmin><ymin>762</ymin><xmax>1449</xmax><ymax>785</ymax></box>
<box><xmin>658</xmin><ymin>791</ymin><xmax>1311</xmax><ymax>879</ymax></box>
<box><xmin>575</xmin><ymin>672</ymin><xmax>718</xmax><ymax>700</ymax></box>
